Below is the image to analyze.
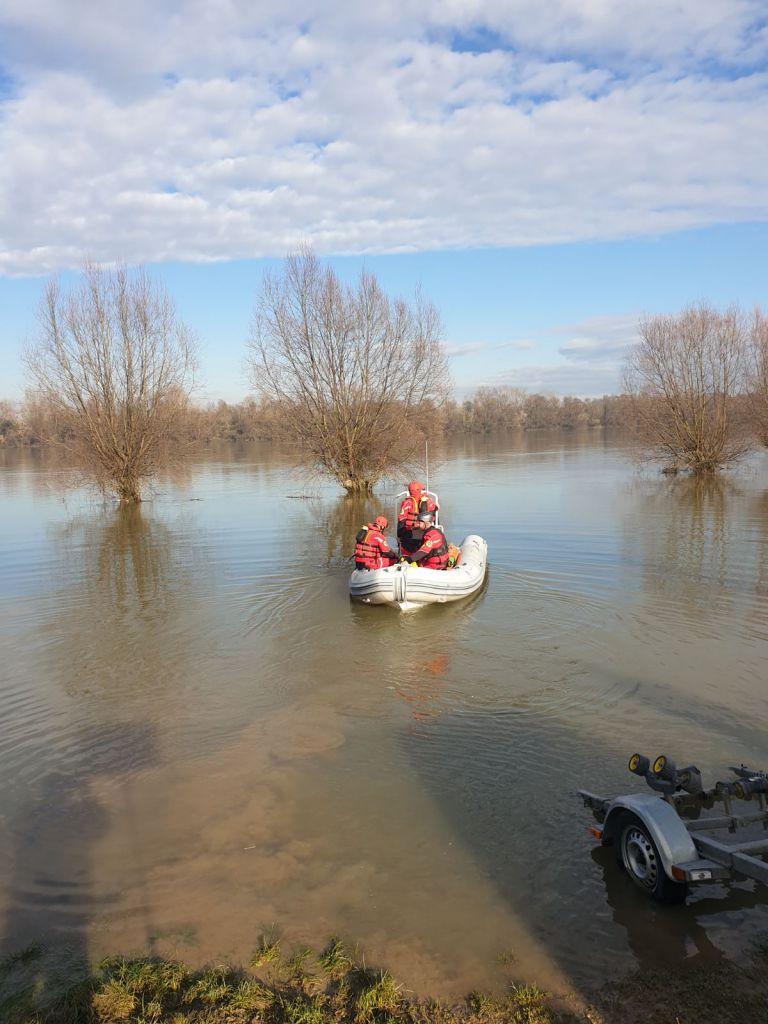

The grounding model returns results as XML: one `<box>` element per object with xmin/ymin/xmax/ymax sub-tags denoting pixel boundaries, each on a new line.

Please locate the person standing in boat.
<box><xmin>406</xmin><ymin>512</ymin><xmax>449</xmax><ymax>570</ymax></box>
<box><xmin>398</xmin><ymin>480</ymin><xmax>438</xmax><ymax>559</ymax></box>
<box><xmin>354</xmin><ymin>516</ymin><xmax>399</xmax><ymax>570</ymax></box>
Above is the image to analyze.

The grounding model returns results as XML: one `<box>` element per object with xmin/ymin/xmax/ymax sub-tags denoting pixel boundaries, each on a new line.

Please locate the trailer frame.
<box><xmin>578</xmin><ymin>757</ymin><xmax>768</xmax><ymax>901</ymax></box>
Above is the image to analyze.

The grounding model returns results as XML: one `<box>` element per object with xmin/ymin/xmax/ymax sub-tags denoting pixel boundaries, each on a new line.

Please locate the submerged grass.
<box><xmin>316</xmin><ymin>940</ymin><xmax>352</xmax><ymax>981</ymax></box>
<box><xmin>1</xmin><ymin>935</ymin><xmax>767</xmax><ymax>1024</ymax></box>
<box><xmin>0</xmin><ymin>944</ymin><xmax>44</xmax><ymax>979</ymax></box>
<box><xmin>250</xmin><ymin>931</ymin><xmax>282</xmax><ymax>970</ymax></box>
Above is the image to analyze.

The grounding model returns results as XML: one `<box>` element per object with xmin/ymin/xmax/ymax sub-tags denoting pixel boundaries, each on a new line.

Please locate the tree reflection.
<box><xmin>753</xmin><ymin>488</ymin><xmax>768</xmax><ymax>599</ymax></box>
<box><xmin>624</xmin><ymin>472</ymin><xmax>768</xmax><ymax>630</ymax></box>
<box><xmin>50</xmin><ymin>505</ymin><xmax>198</xmax><ymax>701</ymax></box>
<box><xmin>625</xmin><ymin>475</ymin><xmax>739</xmax><ymax>606</ymax></box>
<box><xmin>308</xmin><ymin>493</ymin><xmax>384</xmax><ymax>567</ymax></box>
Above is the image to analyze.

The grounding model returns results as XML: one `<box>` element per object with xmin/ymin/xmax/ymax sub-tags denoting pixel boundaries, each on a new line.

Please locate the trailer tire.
<box><xmin>616</xmin><ymin>814</ymin><xmax>687</xmax><ymax>904</ymax></box>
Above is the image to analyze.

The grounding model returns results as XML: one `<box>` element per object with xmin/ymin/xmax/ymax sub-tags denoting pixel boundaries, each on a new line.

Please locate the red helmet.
<box><xmin>408</xmin><ymin>480</ymin><xmax>426</xmax><ymax>498</ymax></box>
<box><xmin>374</xmin><ymin>515</ymin><xmax>388</xmax><ymax>530</ymax></box>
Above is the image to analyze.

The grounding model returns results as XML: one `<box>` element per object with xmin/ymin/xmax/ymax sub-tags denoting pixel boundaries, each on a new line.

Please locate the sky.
<box><xmin>1</xmin><ymin>1</ymin><xmax>767</xmax><ymax>401</ymax></box>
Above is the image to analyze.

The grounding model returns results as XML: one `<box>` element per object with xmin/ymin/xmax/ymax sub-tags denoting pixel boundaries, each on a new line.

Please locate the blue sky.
<box><xmin>1</xmin><ymin>1</ymin><xmax>767</xmax><ymax>400</ymax></box>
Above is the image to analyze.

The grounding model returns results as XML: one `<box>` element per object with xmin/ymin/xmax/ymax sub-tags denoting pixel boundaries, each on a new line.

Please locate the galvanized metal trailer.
<box><xmin>578</xmin><ymin>755</ymin><xmax>768</xmax><ymax>903</ymax></box>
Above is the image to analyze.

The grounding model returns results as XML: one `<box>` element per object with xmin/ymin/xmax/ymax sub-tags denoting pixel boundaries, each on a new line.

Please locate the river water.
<box><xmin>1</xmin><ymin>432</ymin><xmax>767</xmax><ymax>998</ymax></box>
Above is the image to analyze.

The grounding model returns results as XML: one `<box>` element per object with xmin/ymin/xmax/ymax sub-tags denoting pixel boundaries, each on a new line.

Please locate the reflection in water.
<box><xmin>590</xmin><ymin>846</ymin><xmax>766</xmax><ymax>970</ymax></box>
<box><xmin>63</xmin><ymin>505</ymin><xmax>175</xmax><ymax>607</ymax></box>
<box><xmin>310</xmin><ymin>493</ymin><xmax>380</xmax><ymax>568</ymax></box>
<box><xmin>753</xmin><ymin>488</ymin><xmax>768</xmax><ymax>599</ymax></box>
<box><xmin>1</xmin><ymin>437</ymin><xmax>767</xmax><ymax>999</ymax></box>
<box><xmin>626</xmin><ymin>475</ymin><xmax>749</xmax><ymax>606</ymax></box>
<box><xmin>391</xmin><ymin>578</ymin><xmax>490</xmax><ymax>732</ymax></box>
<box><xmin>50</xmin><ymin>507</ymin><xmax>196</xmax><ymax>705</ymax></box>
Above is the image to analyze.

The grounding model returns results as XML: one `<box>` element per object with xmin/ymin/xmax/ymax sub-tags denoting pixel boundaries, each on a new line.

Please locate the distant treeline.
<box><xmin>0</xmin><ymin>388</ymin><xmax>638</xmax><ymax>449</ymax></box>
<box><xmin>444</xmin><ymin>388</ymin><xmax>634</xmax><ymax>433</ymax></box>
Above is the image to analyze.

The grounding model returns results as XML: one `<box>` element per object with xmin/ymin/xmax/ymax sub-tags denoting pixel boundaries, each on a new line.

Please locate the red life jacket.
<box><xmin>397</xmin><ymin>493</ymin><xmax>438</xmax><ymax>544</ymax></box>
<box><xmin>354</xmin><ymin>525</ymin><xmax>391</xmax><ymax>570</ymax></box>
<box><xmin>417</xmin><ymin>526</ymin><xmax>449</xmax><ymax>569</ymax></box>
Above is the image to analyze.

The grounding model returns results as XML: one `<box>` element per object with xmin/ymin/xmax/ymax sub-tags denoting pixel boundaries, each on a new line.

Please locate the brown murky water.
<box><xmin>1</xmin><ymin>432</ymin><xmax>767</xmax><ymax>998</ymax></box>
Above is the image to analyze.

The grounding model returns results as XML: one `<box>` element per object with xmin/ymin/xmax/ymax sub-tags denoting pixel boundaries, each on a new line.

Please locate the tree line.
<box><xmin>0</xmin><ymin>387</ymin><xmax>651</xmax><ymax>451</ymax></box>
<box><xmin>1</xmin><ymin>253</ymin><xmax>767</xmax><ymax>501</ymax></box>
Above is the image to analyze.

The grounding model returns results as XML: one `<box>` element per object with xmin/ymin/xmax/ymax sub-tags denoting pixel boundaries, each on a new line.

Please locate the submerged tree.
<box><xmin>247</xmin><ymin>249</ymin><xmax>450</xmax><ymax>493</ymax></box>
<box><xmin>624</xmin><ymin>303</ymin><xmax>750</xmax><ymax>474</ymax></box>
<box><xmin>25</xmin><ymin>262</ymin><xmax>197</xmax><ymax>502</ymax></box>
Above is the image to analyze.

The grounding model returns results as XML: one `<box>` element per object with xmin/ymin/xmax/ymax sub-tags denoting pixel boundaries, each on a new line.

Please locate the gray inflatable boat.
<box><xmin>349</xmin><ymin>534</ymin><xmax>488</xmax><ymax>611</ymax></box>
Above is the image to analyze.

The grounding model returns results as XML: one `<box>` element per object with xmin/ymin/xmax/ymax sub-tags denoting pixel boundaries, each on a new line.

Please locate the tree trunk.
<box><xmin>117</xmin><ymin>477</ymin><xmax>142</xmax><ymax>503</ymax></box>
<box><xmin>342</xmin><ymin>477</ymin><xmax>373</xmax><ymax>495</ymax></box>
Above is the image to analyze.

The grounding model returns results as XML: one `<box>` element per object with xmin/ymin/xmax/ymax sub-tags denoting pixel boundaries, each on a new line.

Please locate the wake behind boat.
<box><xmin>349</xmin><ymin>534</ymin><xmax>488</xmax><ymax>611</ymax></box>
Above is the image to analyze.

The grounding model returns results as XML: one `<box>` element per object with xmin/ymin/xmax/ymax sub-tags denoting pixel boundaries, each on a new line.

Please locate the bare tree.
<box><xmin>247</xmin><ymin>249</ymin><xmax>450</xmax><ymax>493</ymax></box>
<box><xmin>624</xmin><ymin>303</ymin><xmax>750</xmax><ymax>474</ymax></box>
<box><xmin>25</xmin><ymin>262</ymin><xmax>197</xmax><ymax>502</ymax></box>
<box><xmin>465</xmin><ymin>386</ymin><xmax>527</xmax><ymax>432</ymax></box>
<box><xmin>524</xmin><ymin>393</ymin><xmax>561</xmax><ymax>430</ymax></box>
<box><xmin>0</xmin><ymin>399</ymin><xmax>24</xmax><ymax>445</ymax></box>
<box><xmin>745</xmin><ymin>309</ymin><xmax>768</xmax><ymax>446</ymax></box>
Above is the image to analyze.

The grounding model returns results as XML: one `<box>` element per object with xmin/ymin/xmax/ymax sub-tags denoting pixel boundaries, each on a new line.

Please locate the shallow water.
<box><xmin>1</xmin><ymin>432</ymin><xmax>767</xmax><ymax>998</ymax></box>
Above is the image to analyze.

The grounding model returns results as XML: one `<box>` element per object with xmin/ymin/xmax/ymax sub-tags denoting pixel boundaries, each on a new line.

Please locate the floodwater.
<box><xmin>1</xmin><ymin>432</ymin><xmax>767</xmax><ymax>999</ymax></box>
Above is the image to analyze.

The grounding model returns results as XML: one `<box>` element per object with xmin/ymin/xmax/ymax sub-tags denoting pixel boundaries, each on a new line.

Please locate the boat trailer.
<box><xmin>579</xmin><ymin>754</ymin><xmax>768</xmax><ymax>902</ymax></box>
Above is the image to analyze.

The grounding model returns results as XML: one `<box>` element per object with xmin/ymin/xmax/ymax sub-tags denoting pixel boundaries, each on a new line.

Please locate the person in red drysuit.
<box><xmin>397</xmin><ymin>480</ymin><xmax>438</xmax><ymax>558</ymax></box>
<box><xmin>407</xmin><ymin>512</ymin><xmax>449</xmax><ymax>570</ymax></box>
<box><xmin>354</xmin><ymin>515</ymin><xmax>399</xmax><ymax>570</ymax></box>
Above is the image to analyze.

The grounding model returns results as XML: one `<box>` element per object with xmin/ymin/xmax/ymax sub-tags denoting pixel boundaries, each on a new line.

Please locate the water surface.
<box><xmin>1</xmin><ymin>432</ymin><xmax>767</xmax><ymax>997</ymax></box>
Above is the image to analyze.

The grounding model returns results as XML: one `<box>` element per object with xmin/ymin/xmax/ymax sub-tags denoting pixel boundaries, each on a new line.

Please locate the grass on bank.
<box><xmin>2</xmin><ymin>935</ymin><xmax>768</xmax><ymax>1024</ymax></box>
<box><xmin>0</xmin><ymin>936</ymin><xmax>558</xmax><ymax>1024</ymax></box>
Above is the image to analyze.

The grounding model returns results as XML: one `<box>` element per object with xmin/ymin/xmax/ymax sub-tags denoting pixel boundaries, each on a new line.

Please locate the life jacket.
<box><xmin>354</xmin><ymin>525</ymin><xmax>387</xmax><ymax>570</ymax></box>
<box><xmin>419</xmin><ymin>526</ymin><xmax>449</xmax><ymax>570</ymax></box>
<box><xmin>397</xmin><ymin>493</ymin><xmax>437</xmax><ymax>543</ymax></box>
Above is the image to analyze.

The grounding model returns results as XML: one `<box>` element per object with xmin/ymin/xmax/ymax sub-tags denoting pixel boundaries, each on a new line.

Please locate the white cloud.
<box><xmin>500</xmin><ymin>339</ymin><xmax>536</xmax><ymax>351</ymax></box>
<box><xmin>446</xmin><ymin>342</ymin><xmax>487</xmax><ymax>357</ymax></box>
<box><xmin>1</xmin><ymin>3</ymin><xmax>767</xmax><ymax>274</ymax></box>
<box><xmin>479</xmin><ymin>313</ymin><xmax>639</xmax><ymax>396</ymax></box>
<box><xmin>555</xmin><ymin>313</ymin><xmax>639</xmax><ymax>364</ymax></box>
<box><xmin>447</xmin><ymin>338</ymin><xmax>536</xmax><ymax>356</ymax></box>
<box><xmin>481</xmin><ymin>361</ymin><xmax>622</xmax><ymax>396</ymax></box>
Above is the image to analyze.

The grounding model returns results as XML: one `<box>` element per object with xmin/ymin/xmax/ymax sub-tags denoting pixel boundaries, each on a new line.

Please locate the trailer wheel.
<box><xmin>617</xmin><ymin>816</ymin><xmax>687</xmax><ymax>904</ymax></box>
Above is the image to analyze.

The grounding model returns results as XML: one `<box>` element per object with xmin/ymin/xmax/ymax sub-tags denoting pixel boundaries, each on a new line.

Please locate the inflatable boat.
<box><xmin>349</xmin><ymin>534</ymin><xmax>488</xmax><ymax>611</ymax></box>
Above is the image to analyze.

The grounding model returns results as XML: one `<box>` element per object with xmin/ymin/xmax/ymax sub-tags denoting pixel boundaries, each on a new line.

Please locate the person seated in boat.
<box><xmin>406</xmin><ymin>512</ymin><xmax>449</xmax><ymax>570</ymax></box>
<box><xmin>354</xmin><ymin>516</ymin><xmax>399</xmax><ymax>570</ymax></box>
<box><xmin>398</xmin><ymin>480</ymin><xmax>438</xmax><ymax>558</ymax></box>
